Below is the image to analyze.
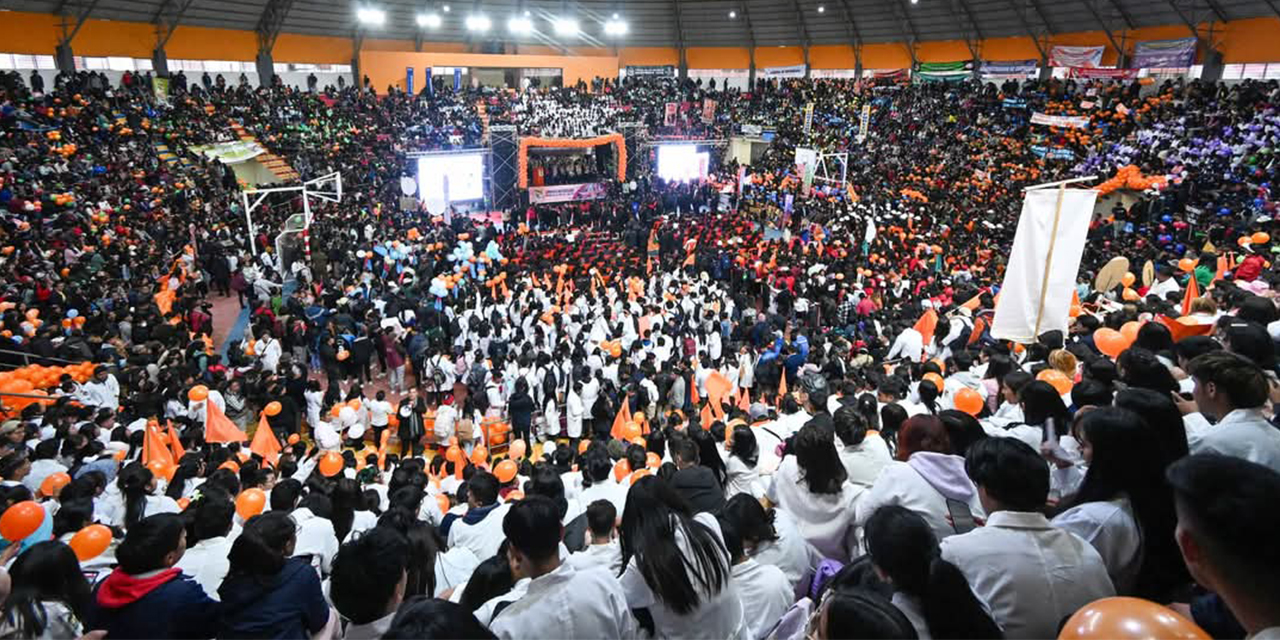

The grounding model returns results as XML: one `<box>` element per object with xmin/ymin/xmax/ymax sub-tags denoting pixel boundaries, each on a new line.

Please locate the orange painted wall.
<box><xmin>275</xmin><ymin>34</ymin><xmax>354</xmax><ymax>63</ymax></box>
<box><xmin>618</xmin><ymin>47</ymin><xmax>680</xmax><ymax>67</ymax></box>
<box><xmin>359</xmin><ymin>50</ymin><xmax>619</xmax><ymax>92</ymax></box>
<box><xmin>755</xmin><ymin>46</ymin><xmax>805</xmax><ymax>68</ymax></box>
<box><xmin>3</xmin><ymin>12</ymin><xmax>61</xmax><ymax>55</ymax></box>
<box><xmin>64</xmin><ymin>19</ymin><xmax>155</xmax><ymax>58</ymax></box>
<box><xmin>980</xmin><ymin>37</ymin><xmax>1041</xmax><ymax>61</ymax></box>
<box><xmin>166</xmin><ymin>26</ymin><xmax>256</xmax><ymax>60</ymax></box>
<box><xmin>1220</xmin><ymin>17</ymin><xmax>1280</xmax><ymax>63</ymax></box>
<box><xmin>916</xmin><ymin>40</ymin><xmax>973</xmax><ymax>62</ymax></box>
<box><xmin>810</xmin><ymin>45</ymin><xmax>857</xmax><ymax>69</ymax></box>
<box><xmin>863</xmin><ymin>44</ymin><xmax>913</xmax><ymax>69</ymax></box>
<box><xmin>688</xmin><ymin>47</ymin><xmax>749</xmax><ymax>69</ymax></box>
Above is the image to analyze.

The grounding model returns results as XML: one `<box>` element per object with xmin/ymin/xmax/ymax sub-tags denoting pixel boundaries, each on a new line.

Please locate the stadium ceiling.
<box><xmin>12</xmin><ymin>0</ymin><xmax>1278</xmax><ymax>50</ymax></box>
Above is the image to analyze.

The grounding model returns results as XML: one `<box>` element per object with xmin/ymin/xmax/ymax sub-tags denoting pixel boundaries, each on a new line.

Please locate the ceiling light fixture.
<box><xmin>465</xmin><ymin>14</ymin><xmax>491</xmax><ymax>30</ymax></box>
<box><xmin>508</xmin><ymin>16</ymin><xmax>533</xmax><ymax>33</ymax></box>
<box><xmin>356</xmin><ymin>7</ymin><xmax>386</xmax><ymax>25</ymax></box>
<box><xmin>554</xmin><ymin>17</ymin><xmax>579</xmax><ymax>35</ymax></box>
<box><xmin>417</xmin><ymin>12</ymin><xmax>442</xmax><ymax>27</ymax></box>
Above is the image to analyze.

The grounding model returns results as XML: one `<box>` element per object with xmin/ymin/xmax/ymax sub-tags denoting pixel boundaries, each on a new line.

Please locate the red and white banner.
<box><xmin>1068</xmin><ymin>67</ymin><xmax>1139</xmax><ymax>80</ymax></box>
<box><xmin>1049</xmin><ymin>45</ymin><xmax>1105</xmax><ymax>68</ymax></box>
<box><xmin>701</xmin><ymin>99</ymin><xmax>717</xmax><ymax>125</ymax></box>
<box><xmin>528</xmin><ymin>182</ymin><xmax>608</xmax><ymax>204</ymax></box>
<box><xmin>1030</xmin><ymin>112</ymin><xmax>1091</xmax><ymax>129</ymax></box>
<box><xmin>664</xmin><ymin>102</ymin><xmax>678</xmax><ymax>127</ymax></box>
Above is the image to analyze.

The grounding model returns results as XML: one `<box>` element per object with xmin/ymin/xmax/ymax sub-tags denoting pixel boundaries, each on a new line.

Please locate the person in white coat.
<box><xmin>567</xmin><ymin>500</ymin><xmax>623</xmax><ymax>574</ymax></box>
<box><xmin>1186</xmin><ymin>351</ymin><xmax>1280</xmax><ymax>473</ymax></box>
<box><xmin>833</xmin><ymin>405</ymin><xmax>892</xmax><ymax>489</ymax></box>
<box><xmin>174</xmin><ymin>495</ymin><xmax>237</xmax><ymax>600</ymax></box>
<box><xmin>446</xmin><ymin>471</ymin><xmax>511</xmax><ymax>561</ymax></box>
<box><xmin>723</xmin><ymin>424</ymin><xmax>762</xmax><ymax>500</ymax></box>
<box><xmin>619</xmin><ymin>477</ymin><xmax>748</xmax><ymax>639</ymax></box>
<box><xmin>940</xmin><ymin>438</ymin><xmax>1114</xmax><ymax>639</ymax></box>
<box><xmin>566</xmin><ymin>382</ymin><xmax>585</xmax><ymax>443</ymax></box>
<box><xmin>767</xmin><ymin>424</ymin><xmax>864</xmax><ymax>563</ymax></box>
<box><xmin>718</xmin><ymin>516</ymin><xmax>792</xmax><ymax>640</ymax></box>
<box><xmin>489</xmin><ymin>496</ymin><xmax>637</xmax><ymax>639</ymax></box>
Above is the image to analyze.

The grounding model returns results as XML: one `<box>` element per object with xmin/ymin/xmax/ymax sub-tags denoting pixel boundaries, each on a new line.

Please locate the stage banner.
<box><xmin>1049</xmin><ymin>45</ymin><xmax>1104</xmax><ymax>68</ymax></box>
<box><xmin>983</xmin><ymin>59</ymin><xmax>1038</xmax><ymax>76</ymax></box>
<box><xmin>1030</xmin><ymin>112</ymin><xmax>1090</xmax><ymax>129</ymax></box>
<box><xmin>1131</xmin><ymin>38</ymin><xmax>1196</xmax><ymax>68</ymax></box>
<box><xmin>874</xmin><ymin>69</ymin><xmax>909</xmax><ymax>79</ymax></box>
<box><xmin>627</xmin><ymin>65</ymin><xmax>676</xmax><ymax>78</ymax></box>
<box><xmin>528</xmin><ymin>182</ymin><xmax>608</xmax><ymax>204</ymax></box>
<box><xmin>858</xmin><ymin>104</ymin><xmax>871</xmax><ymax>139</ymax></box>
<box><xmin>991</xmin><ymin>187</ymin><xmax>1099</xmax><ymax>342</ymax></box>
<box><xmin>1068</xmin><ymin>67</ymin><xmax>1138</xmax><ymax>80</ymax></box>
<box><xmin>702</xmin><ymin>99</ymin><xmax>717</xmax><ymax>125</ymax></box>
<box><xmin>761</xmin><ymin>64</ymin><xmax>807</xmax><ymax>78</ymax></box>
<box><xmin>664</xmin><ymin>102</ymin><xmax>678</xmax><ymax>127</ymax></box>
<box><xmin>406</xmin><ymin>67</ymin><xmax>414</xmax><ymax>94</ymax></box>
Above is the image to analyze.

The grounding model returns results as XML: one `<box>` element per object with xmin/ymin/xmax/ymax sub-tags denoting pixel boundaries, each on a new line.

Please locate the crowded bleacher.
<box><xmin>1</xmin><ymin>40</ymin><xmax>1280</xmax><ymax>640</ymax></box>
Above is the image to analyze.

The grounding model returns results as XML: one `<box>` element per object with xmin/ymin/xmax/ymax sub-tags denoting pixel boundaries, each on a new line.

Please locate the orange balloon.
<box><xmin>318</xmin><ymin>451</ymin><xmax>344</xmax><ymax>477</ymax></box>
<box><xmin>177</xmin><ymin>497</ymin><xmax>191</xmax><ymax>510</ymax></box>
<box><xmin>1122</xmin><ymin>287</ymin><xmax>1139</xmax><ymax>302</ymax></box>
<box><xmin>470</xmin><ymin>445</ymin><xmax>489</xmax><ymax>467</ymax></box>
<box><xmin>508</xmin><ymin>439</ymin><xmax>527</xmax><ymax>460</ymax></box>
<box><xmin>330</xmin><ymin>405</ymin><xmax>343</xmax><ymax>418</ymax></box>
<box><xmin>1120</xmin><ymin>272</ymin><xmax>1136</xmax><ymax>287</ymax></box>
<box><xmin>1178</xmin><ymin>258</ymin><xmax>1197</xmax><ymax>272</ymax></box>
<box><xmin>1252</xmin><ymin>232</ymin><xmax>1270</xmax><ymax>245</ymax></box>
<box><xmin>146</xmin><ymin>459</ymin><xmax>175</xmax><ymax>482</ymax></box>
<box><xmin>494</xmin><ymin>459</ymin><xmax>518</xmax><ymax>483</ymax></box>
<box><xmin>68</xmin><ymin>524</ymin><xmax>112</xmax><ymax>561</ymax></box>
<box><xmin>1037</xmin><ymin>369</ymin><xmax>1074</xmax><ymax>395</ymax></box>
<box><xmin>629</xmin><ymin>469</ymin><xmax>651</xmax><ymax>484</ymax></box>
<box><xmin>39</xmin><ymin>472</ymin><xmax>71</xmax><ymax>497</ymax></box>
<box><xmin>953</xmin><ymin>388</ymin><xmax>983</xmax><ymax>416</ymax></box>
<box><xmin>1239</xmin><ymin>235</ymin><xmax>1253</xmax><ymax>248</ymax></box>
<box><xmin>1094</xmin><ymin>328</ymin><xmax>1127</xmax><ymax>358</ymax></box>
<box><xmin>0</xmin><ymin>501</ymin><xmax>44</xmax><ymax>541</ymax></box>
<box><xmin>219</xmin><ymin>460</ymin><xmax>240</xmax><ymax>473</ymax></box>
<box><xmin>578</xmin><ymin>439</ymin><xmax>591</xmax><ymax>454</ymax></box>
<box><xmin>347</xmin><ymin>399</ymin><xmax>361</xmax><ymax>410</ymax></box>
<box><xmin>188</xmin><ymin>385</ymin><xmax>209</xmax><ymax>402</ymax></box>
<box><xmin>445</xmin><ymin>445</ymin><xmax>464</xmax><ymax>463</ymax></box>
<box><xmin>621</xmin><ymin>421</ymin><xmax>642</xmax><ymax>441</ymax></box>
<box><xmin>235</xmin><ymin>488</ymin><xmax>267</xmax><ymax>520</ymax></box>
<box><xmin>264</xmin><ymin>401</ymin><xmax>282</xmax><ymax>416</ymax></box>
<box><xmin>1120</xmin><ymin>321</ymin><xmax>1141</xmax><ymax>345</ymax></box>
<box><xmin>287</xmin><ymin>434</ymin><xmax>301</xmax><ymax>445</ymax></box>
<box><xmin>922</xmin><ymin>372</ymin><xmax>945</xmax><ymax>390</ymax></box>
<box><xmin>613</xmin><ymin>459</ymin><xmax>631</xmax><ymax>482</ymax></box>
<box><xmin>1058</xmin><ymin>597</ymin><xmax>1210</xmax><ymax>640</ymax></box>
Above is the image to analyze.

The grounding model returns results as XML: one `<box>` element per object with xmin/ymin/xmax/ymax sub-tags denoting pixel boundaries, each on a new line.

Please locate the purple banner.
<box><xmin>1131</xmin><ymin>38</ymin><xmax>1197</xmax><ymax>69</ymax></box>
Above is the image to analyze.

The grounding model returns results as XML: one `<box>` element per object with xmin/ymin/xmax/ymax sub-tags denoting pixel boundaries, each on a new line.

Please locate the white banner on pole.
<box><xmin>991</xmin><ymin>187</ymin><xmax>1099</xmax><ymax>342</ymax></box>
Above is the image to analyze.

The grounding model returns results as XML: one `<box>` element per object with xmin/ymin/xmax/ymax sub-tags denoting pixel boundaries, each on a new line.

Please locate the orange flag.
<box><xmin>777</xmin><ymin>372</ymin><xmax>788</xmax><ymax>404</ymax></box>
<box><xmin>1213</xmin><ymin>255</ymin><xmax>1228</xmax><ymax>282</ymax></box>
<box><xmin>249</xmin><ymin>413</ymin><xmax>282</xmax><ymax>467</ymax></box>
<box><xmin>705</xmin><ymin>372</ymin><xmax>732</xmax><ymax>420</ymax></box>
<box><xmin>166</xmin><ymin>421</ymin><xmax>186</xmax><ymax>461</ymax></box>
<box><xmin>205</xmin><ymin>400</ymin><xmax>248</xmax><ymax>444</ymax></box>
<box><xmin>1158</xmin><ymin>315</ymin><xmax>1214</xmax><ymax>342</ymax></box>
<box><xmin>610</xmin><ymin>398</ymin><xmax>632</xmax><ymax>441</ymax></box>
<box><xmin>1181</xmin><ymin>275</ymin><xmax>1200</xmax><ymax>317</ymax></box>
<box><xmin>142</xmin><ymin>422</ymin><xmax>175</xmax><ymax>468</ymax></box>
<box><xmin>913</xmin><ymin>308</ymin><xmax>939</xmax><ymax>347</ymax></box>
<box><xmin>689</xmin><ymin>378</ymin><xmax>701</xmax><ymax>406</ymax></box>
<box><xmin>700</xmin><ymin>403</ymin><xmax>714</xmax><ymax>429</ymax></box>
<box><xmin>737</xmin><ymin>388</ymin><xmax>751</xmax><ymax>412</ymax></box>
<box><xmin>960</xmin><ymin>293</ymin><xmax>983</xmax><ymax>311</ymax></box>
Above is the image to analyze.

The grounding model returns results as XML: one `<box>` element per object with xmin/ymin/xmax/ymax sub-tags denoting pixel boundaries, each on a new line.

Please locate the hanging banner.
<box><xmin>1068</xmin><ymin>67</ymin><xmax>1139</xmax><ymax>80</ymax></box>
<box><xmin>1030</xmin><ymin>145</ymin><xmax>1076</xmax><ymax>160</ymax></box>
<box><xmin>874</xmin><ymin>69</ymin><xmax>909</xmax><ymax>79</ymax></box>
<box><xmin>426</xmin><ymin>68</ymin><xmax>433</xmax><ymax>95</ymax></box>
<box><xmin>916</xmin><ymin>61</ymin><xmax>973</xmax><ymax>76</ymax></box>
<box><xmin>1131</xmin><ymin>38</ymin><xmax>1197</xmax><ymax>68</ymax></box>
<box><xmin>982</xmin><ymin>59</ymin><xmax>1039</xmax><ymax>76</ymax></box>
<box><xmin>406</xmin><ymin>67</ymin><xmax>414</xmax><ymax>95</ymax></box>
<box><xmin>803</xmin><ymin>102</ymin><xmax>814</xmax><ymax>136</ymax></box>
<box><xmin>528</xmin><ymin>182</ymin><xmax>608</xmax><ymax>204</ymax></box>
<box><xmin>701</xmin><ymin>99</ymin><xmax>717</xmax><ymax>125</ymax></box>
<box><xmin>664</xmin><ymin>102</ymin><xmax>678</xmax><ymax>127</ymax></box>
<box><xmin>760</xmin><ymin>64</ymin><xmax>807</xmax><ymax>78</ymax></box>
<box><xmin>1002</xmin><ymin>97</ymin><xmax>1028</xmax><ymax>109</ymax></box>
<box><xmin>991</xmin><ymin>187</ymin><xmax>1100</xmax><ymax>342</ymax></box>
<box><xmin>626</xmin><ymin>65</ymin><xmax>676</xmax><ymax>78</ymax></box>
<box><xmin>152</xmin><ymin>77</ymin><xmax>170</xmax><ymax>103</ymax></box>
<box><xmin>858</xmin><ymin>104</ymin><xmax>871</xmax><ymax>140</ymax></box>
<box><xmin>1049</xmin><ymin>45</ymin><xmax>1105</xmax><ymax>68</ymax></box>
<box><xmin>1030</xmin><ymin>112</ymin><xmax>1090</xmax><ymax>129</ymax></box>
<box><xmin>453</xmin><ymin>68</ymin><xmax>462</xmax><ymax>91</ymax></box>
<box><xmin>741</xmin><ymin>124</ymin><xmax>763</xmax><ymax>137</ymax></box>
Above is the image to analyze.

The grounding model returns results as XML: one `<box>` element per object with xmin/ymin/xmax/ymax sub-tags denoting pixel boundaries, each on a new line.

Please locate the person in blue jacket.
<box><xmin>216</xmin><ymin>510</ymin><xmax>332</xmax><ymax>639</ymax></box>
<box><xmin>85</xmin><ymin>513</ymin><xmax>219</xmax><ymax>639</ymax></box>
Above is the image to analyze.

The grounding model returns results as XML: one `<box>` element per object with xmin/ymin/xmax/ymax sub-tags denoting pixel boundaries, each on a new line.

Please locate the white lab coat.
<box><xmin>1051</xmin><ymin>496</ymin><xmax>1142</xmax><ymax>595</ymax></box>
<box><xmin>567</xmin><ymin>390</ymin><xmax>584</xmax><ymax>439</ymax></box>
<box><xmin>619</xmin><ymin>513</ymin><xmax>749</xmax><ymax>640</ymax></box>
<box><xmin>941</xmin><ymin>510</ymin><xmax>1116</xmax><ymax>639</ymax></box>
<box><xmin>767</xmin><ymin>457</ymin><xmax>864</xmax><ymax>563</ymax></box>
<box><xmin>1191</xmin><ymin>408</ymin><xmax>1280</xmax><ymax>473</ymax></box>
<box><xmin>732</xmin><ymin>559</ymin><xmax>793</xmax><ymax>640</ymax></box>
<box><xmin>750</xmin><ymin>508</ymin><xmax>819</xmax><ymax>589</ymax></box>
<box><xmin>837</xmin><ymin>437</ymin><xmax>892</xmax><ymax>489</ymax></box>
<box><xmin>489</xmin><ymin>564</ymin><xmax>637</xmax><ymax>639</ymax></box>
<box><xmin>449</xmin><ymin>502</ymin><xmax>512</xmax><ymax>560</ymax></box>
<box><xmin>887</xmin><ymin>328</ymin><xmax>924</xmax><ymax>363</ymax></box>
<box><xmin>175</xmin><ymin>535</ymin><xmax>235</xmax><ymax>600</ymax></box>
<box><xmin>291</xmin><ymin>507</ymin><xmax>339</xmax><ymax>575</ymax></box>
<box><xmin>567</xmin><ymin>541</ymin><xmax>623</xmax><ymax>574</ymax></box>
<box><xmin>855</xmin><ymin>458</ymin><xmax>985</xmax><ymax>543</ymax></box>
<box><xmin>434</xmin><ymin>546</ymin><xmax>481</xmax><ymax>597</ymax></box>
<box><xmin>723</xmin><ymin>454</ymin><xmax>761</xmax><ymax>500</ymax></box>
<box><xmin>579</xmin><ymin>480</ymin><xmax>628</xmax><ymax>516</ymax></box>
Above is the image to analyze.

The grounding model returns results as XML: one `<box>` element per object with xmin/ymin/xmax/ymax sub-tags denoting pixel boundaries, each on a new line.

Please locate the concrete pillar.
<box><xmin>1199</xmin><ymin>48</ymin><xmax>1224</xmax><ymax>82</ymax></box>
<box><xmin>256</xmin><ymin>51</ymin><xmax>275</xmax><ymax>87</ymax></box>
<box><xmin>55</xmin><ymin>43</ymin><xmax>75</xmax><ymax>74</ymax></box>
<box><xmin>152</xmin><ymin>47</ymin><xmax>170</xmax><ymax>78</ymax></box>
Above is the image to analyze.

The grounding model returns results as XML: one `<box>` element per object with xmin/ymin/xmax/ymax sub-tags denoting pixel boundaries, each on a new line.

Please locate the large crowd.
<box><xmin>0</xmin><ymin>64</ymin><xmax>1277</xmax><ymax>639</ymax></box>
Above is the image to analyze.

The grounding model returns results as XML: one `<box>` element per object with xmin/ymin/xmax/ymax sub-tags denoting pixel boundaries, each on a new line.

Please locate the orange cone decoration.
<box><xmin>737</xmin><ymin>388</ymin><xmax>751</xmax><ymax>412</ymax></box>
<box><xmin>777</xmin><ymin>371</ymin><xmax>788</xmax><ymax>405</ymax></box>
<box><xmin>205</xmin><ymin>400</ymin><xmax>248</xmax><ymax>444</ymax></box>
<box><xmin>1181</xmin><ymin>275</ymin><xmax>1199</xmax><ymax>317</ymax></box>
<box><xmin>142</xmin><ymin>422</ymin><xmax>175</xmax><ymax>468</ymax></box>
<box><xmin>167</xmin><ymin>421</ymin><xmax>185</xmax><ymax>461</ymax></box>
<box><xmin>249</xmin><ymin>413</ymin><xmax>282</xmax><ymax>467</ymax></box>
<box><xmin>610</xmin><ymin>398</ymin><xmax>632</xmax><ymax>441</ymax></box>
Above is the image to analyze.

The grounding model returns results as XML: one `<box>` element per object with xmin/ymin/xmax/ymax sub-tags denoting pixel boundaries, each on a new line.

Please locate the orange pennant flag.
<box><xmin>913</xmin><ymin>309</ymin><xmax>939</xmax><ymax>347</ymax></box>
<box><xmin>961</xmin><ymin>292</ymin><xmax>983</xmax><ymax>311</ymax></box>
<box><xmin>1213</xmin><ymin>255</ymin><xmax>1228</xmax><ymax>282</ymax></box>
<box><xmin>689</xmin><ymin>377</ymin><xmax>701</xmax><ymax>406</ymax></box>
<box><xmin>249</xmin><ymin>413</ymin><xmax>283</xmax><ymax>467</ymax></box>
<box><xmin>142</xmin><ymin>422</ymin><xmax>175</xmax><ymax>468</ymax></box>
<box><xmin>777</xmin><ymin>372</ymin><xmax>788</xmax><ymax>405</ymax></box>
<box><xmin>167</xmin><ymin>420</ymin><xmax>185</xmax><ymax>461</ymax></box>
<box><xmin>154</xmin><ymin>288</ymin><xmax>176</xmax><ymax>316</ymax></box>
<box><xmin>705</xmin><ymin>372</ymin><xmax>732</xmax><ymax>420</ymax></box>
<box><xmin>610</xmin><ymin>398</ymin><xmax>633</xmax><ymax>441</ymax></box>
<box><xmin>1181</xmin><ymin>275</ymin><xmax>1200</xmax><ymax>317</ymax></box>
<box><xmin>205</xmin><ymin>400</ymin><xmax>248</xmax><ymax>444</ymax></box>
<box><xmin>700</xmin><ymin>403</ymin><xmax>714</xmax><ymax>430</ymax></box>
<box><xmin>737</xmin><ymin>387</ymin><xmax>751</xmax><ymax>412</ymax></box>
<box><xmin>1158</xmin><ymin>315</ymin><xmax>1214</xmax><ymax>343</ymax></box>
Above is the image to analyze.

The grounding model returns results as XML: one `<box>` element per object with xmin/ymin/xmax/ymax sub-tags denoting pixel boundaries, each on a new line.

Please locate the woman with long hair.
<box><xmin>217</xmin><ymin>511</ymin><xmax>333</xmax><ymax>638</ymax></box>
<box><xmin>618</xmin><ymin>476</ymin><xmax>745</xmax><ymax>638</ymax></box>
<box><xmin>723</xmin><ymin>424</ymin><xmax>760</xmax><ymax>500</ymax></box>
<box><xmin>164</xmin><ymin>454</ymin><xmax>204</xmax><ymax>501</ymax></box>
<box><xmin>766</xmin><ymin>423</ymin><xmax>862</xmax><ymax>562</ymax></box>
<box><xmin>330</xmin><ymin>477</ymin><xmax>377</xmax><ymax>543</ymax></box>
<box><xmin>115</xmin><ymin>463</ymin><xmax>180</xmax><ymax>530</ymax></box>
<box><xmin>0</xmin><ymin>541</ymin><xmax>91</xmax><ymax>639</ymax></box>
<box><xmin>1051</xmin><ymin>407</ymin><xmax>1190</xmax><ymax>600</ymax></box>
<box><xmin>1113</xmin><ymin>388</ymin><xmax>1190</xmax><ymax>461</ymax></box>
<box><xmin>865</xmin><ymin>506</ymin><xmax>1003</xmax><ymax>639</ymax></box>
<box><xmin>719</xmin><ymin>493</ymin><xmax>817</xmax><ymax>590</ymax></box>
<box><xmin>1008</xmin><ymin>380</ymin><xmax>1071</xmax><ymax>450</ymax></box>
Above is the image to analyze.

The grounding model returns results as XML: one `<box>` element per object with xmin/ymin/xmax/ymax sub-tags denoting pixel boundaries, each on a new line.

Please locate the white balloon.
<box><xmin>400</xmin><ymin>176</ymin><xmax>417</xmax><ymax>196</ymax></box>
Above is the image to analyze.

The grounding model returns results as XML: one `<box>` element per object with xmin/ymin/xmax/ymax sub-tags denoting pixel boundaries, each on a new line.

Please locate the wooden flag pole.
<box><xmin>1032</xmin><ymin>184</ymin><xmax>1068</xmax><ymax>338</ymax></box>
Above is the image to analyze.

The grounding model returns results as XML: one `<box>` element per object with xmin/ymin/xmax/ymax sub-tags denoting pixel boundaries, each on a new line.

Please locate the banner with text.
<box><xmin>803</xmin><ymin>102</ymin><xmax>814</xmax><ymax>135</ymax></box>
<box><xmin>858</xmin><ymin>104</ymin><xmax>871</xmax><ymax>139</ymax></box>
<box><xmin>983</xmin><ymin>59</ymin><xmax>1039</xmax><ymax>76</ymax></box>
<box><xmin>1030</xmin><ymin>145</ymin><xmax>1076</xmax><ymax>160</ymax></box>
<box><xmin>916</xmin><ymin>61</ymin><xmax>973</xmax><ymax>78</ymax></box>
<box><xmin>1030</xmin><ymin>112</ymin><xmax>1090</xmax><ymax>129</ymax></box>
<box><xmin>528</xmin><ymin>182</ymin><xmax>608</xmax><ymax>204</ymax></box>
<box><xmin>1049</xmin><ymin>45</ymin><xmax>1104</xmax><ymax>68</ymax></box>
<box><xmin>664</xmin><ymin>102</ymin><xmax>678</xmax><ymax>127</ymax></box>
<box><xmin>760</xmin><ymin>64</ymin><xmax>807</xmax><ymax>78</ymax></box>
<box><xmin>627</xmin><ymin>65</ymin><xmax>676</xmax><ymax>78</ymax></box>
<box><xmin>1068</xmin><ymin>67</ymin><xmax>1138</xmax><ymax>80</ymax></box>
<box><xmin>1131</xmin><ymin>38</ymin><xmax>1196</xmax><ymax>69</ymax></box>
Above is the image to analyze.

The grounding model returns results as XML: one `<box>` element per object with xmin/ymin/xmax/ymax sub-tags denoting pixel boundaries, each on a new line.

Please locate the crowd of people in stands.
<box><xmin>0</xmin><ymin>62</ymin><xmax>1278</xmax><ymax>639</ymax></box>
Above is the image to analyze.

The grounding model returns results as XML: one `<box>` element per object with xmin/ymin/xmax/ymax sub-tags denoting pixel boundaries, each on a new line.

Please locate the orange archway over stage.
<box><xmin>518</xmin><ymin>134</ymin><xmax>626</xmax><ymax>188</ymax></box>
